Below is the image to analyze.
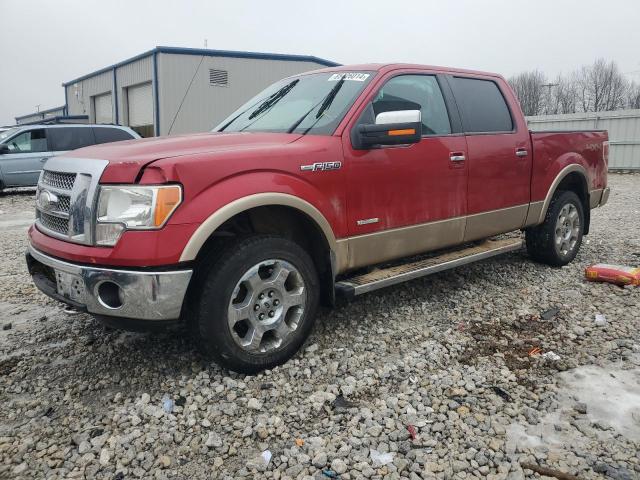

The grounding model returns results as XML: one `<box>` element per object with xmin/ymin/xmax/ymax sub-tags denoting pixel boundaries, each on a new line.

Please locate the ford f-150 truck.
<box><xmin>26</xmin><ymin>63</ymin><xmax>610</xmax><ymax>373</ymax></box>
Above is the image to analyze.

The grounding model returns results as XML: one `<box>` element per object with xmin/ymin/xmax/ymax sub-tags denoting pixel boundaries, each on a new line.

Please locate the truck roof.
<box><xmin>306</xmin><ymin>63</ymin><xmax>503</xmax><ymax>79</ymax></box>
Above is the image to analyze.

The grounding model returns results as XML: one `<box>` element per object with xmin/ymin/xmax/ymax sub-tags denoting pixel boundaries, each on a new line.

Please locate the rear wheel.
<box><xmin>526</xmin><ymin>190</ymin><xmax>584</xmax><ymax>266</ymax></box>
<box><xmin>192</xmin><ymin>235</ymin><xmax>319</xmax><ymax>373</ymax></box>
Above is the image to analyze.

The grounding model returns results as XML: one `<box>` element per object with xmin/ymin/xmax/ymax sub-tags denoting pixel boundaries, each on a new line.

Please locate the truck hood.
<box><xmin>67</xmin><ymin>132</ymin><xmax>303</xmax><ymax>183</ymax></box>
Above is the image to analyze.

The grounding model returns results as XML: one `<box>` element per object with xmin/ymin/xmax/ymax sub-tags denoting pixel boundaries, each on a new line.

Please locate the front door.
<box><xmin>0</xmin><ymin>128</ymin><xmax>51</xmax><ymax>186</ymax></box>
<box><xmin>342</xmin><ymin>72</ymin><xmax>468</xmax><ymax>270</ymax></box>
<box><xmin>446</xmin><ymin>75</ymin><xmax>532</xmax><ymax>241</ymax></box>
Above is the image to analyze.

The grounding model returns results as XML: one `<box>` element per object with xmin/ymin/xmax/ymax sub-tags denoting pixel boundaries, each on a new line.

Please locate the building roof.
<box><xmin>62</xmin><ymin>46</ymin><xmax>340</xmax><ymax>86</ymax></box>
<box><xmin>15</xmin><ymin>105</ymin><xmax>67</xmax><ymax>121</ymax></box>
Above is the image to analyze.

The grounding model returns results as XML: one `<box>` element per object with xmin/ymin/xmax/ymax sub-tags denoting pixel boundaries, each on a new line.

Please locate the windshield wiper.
<box><xmin>287</xmin><ymin>77</ymin><xmax>345</xmax><ymax>134</ymax></box>
<box><xmin>248</xmin><ymin>79</ymin><xmax>299</xmax><ymax>120</ymax></box>
<box><xmin>217</xmin><ymin>79</ymin><xmax>299</xmax><ymax>132</ymax></box>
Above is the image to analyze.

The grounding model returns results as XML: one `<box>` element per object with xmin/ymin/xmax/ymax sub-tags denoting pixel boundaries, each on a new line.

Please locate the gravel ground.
<box><xmin>0</xmin><ymin>175</ymin><xmax>639</xmax><ymax>480</ymax></box>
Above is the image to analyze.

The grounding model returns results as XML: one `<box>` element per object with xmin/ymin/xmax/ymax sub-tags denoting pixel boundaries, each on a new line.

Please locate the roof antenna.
<box><xmin>204</xmin><ymin>38</ymin><xmax>208</xmax><ymax>48</ymax></box>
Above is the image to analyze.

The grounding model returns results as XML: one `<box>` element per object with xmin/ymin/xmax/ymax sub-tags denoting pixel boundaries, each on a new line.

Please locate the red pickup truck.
<box><xmin>26</xmin><ymin>64</ymin><xmax>609</xmax><ymax>372</ymax></box>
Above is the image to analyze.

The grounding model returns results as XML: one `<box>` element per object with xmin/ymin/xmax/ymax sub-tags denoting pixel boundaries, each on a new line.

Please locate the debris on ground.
<box><xmin>322</xmin><ymin>469</ymin><xmax>338</xmax><ymax>478</ymax></box>
<box><xmin>594</xmin><ymin>313</ymin><xmax>607</xmax><ymax>327</ymax></box>
<box><xmin>332</xmin><ymin>394</ymin><xmax>358</xmax><ymax>409</ymax></box>
<box><xmin>528</xmin><ymin>346</ymin><xmax>542</xmax><ymax>357</ymax></box>
<box><xmin>585</xmin><ymin>263</ymin><xmax>640</xmax><ymax>286</ymax></box>
<box><xmin>541</xmin><ymin>306</ymin><xmax>560</xmax><ymax>320</ymax></box>
<box><xmin>542</xmin><ymin>351</ymin><xmax>561</xmax><ymax>361</ymax></box>
<box><xmin>406</xmin><ymin>424</ymin><xmax>417</xmax><ymax>440</ymax></box>
<box><xmin>162</xmin><ymin>395</ymin><xmax>174</xmax><ymax>413</ymax></box>
<box><xmin>2</xmin><ymin>323</ymin><xmax>11</xmax><ymax>330</ymax></box>
<box><xmin>521</xmin><ymin>461</ymin><xmax>580</xmax><ymax>480</ymax></box>
<box><xmin>491</xmin><ymin>386</ymin><xmax>512</xmax><ymax>402</ymax></box>
<box><xmin>370</xmin><ymin>449</ymin><xmax>394</xmax><ymax>466</ymax></box>
<box><xmin>295</xmin><ymin>438</ymin><xmax>304</xmax><ymax>447</ymax></box>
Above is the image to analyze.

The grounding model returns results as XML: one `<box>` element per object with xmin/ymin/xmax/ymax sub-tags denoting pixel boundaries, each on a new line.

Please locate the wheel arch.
<box><xmin>536</xmin><ymin>164</ymin><xmax>591</xmax><ymax>234</ymax></box>
<box><xmin>180</xmin><ymin>193</ymin><xmax>343</xmax><ymax>305</ymax></box>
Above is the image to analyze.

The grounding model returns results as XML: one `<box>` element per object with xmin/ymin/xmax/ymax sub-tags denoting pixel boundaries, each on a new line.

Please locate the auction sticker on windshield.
<box><xmin>328</xmin><ymin>73</ymin><xmax>370</xmax><ymax>82</ymax></box>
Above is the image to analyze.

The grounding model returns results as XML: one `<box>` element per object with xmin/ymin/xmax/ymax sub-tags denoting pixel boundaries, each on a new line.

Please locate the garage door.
<box><xmin>128</xmin><ymin>83</ymin><xmax>153</xmax><ymax>137</ymax></box>
<box><xmin>94</xmin><ymin>93</ymin><xmax>113</xmax><ymax>124</ymax></box>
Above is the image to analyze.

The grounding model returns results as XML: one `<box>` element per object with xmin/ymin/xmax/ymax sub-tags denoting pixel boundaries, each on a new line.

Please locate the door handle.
<box><xmin>40</xmin><ymin>157</ymin><xmax>48</xmax><ymax>162</ymax></box>
<box><xmin>515</xmin><ymin>148</ymin><xmax>528</xmax><ymax>158</ymax></box>
<box><xmin>450</xmin><ymin>152</ymin><xmax>466</xmax><ymax>162</ymax></box>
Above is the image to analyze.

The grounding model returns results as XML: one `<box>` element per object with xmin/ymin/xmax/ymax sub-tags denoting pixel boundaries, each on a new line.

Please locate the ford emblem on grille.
<box><xmin>37</xmin><ymin>190</ymin><xmax>59</xmax><ymax>211</ymax></box>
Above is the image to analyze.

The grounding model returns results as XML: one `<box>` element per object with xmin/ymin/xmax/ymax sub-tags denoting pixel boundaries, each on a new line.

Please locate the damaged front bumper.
<box><xmin>26</xmin><ymin>244</ymin><xmax>192</xmax><ymax>321</ymax></box>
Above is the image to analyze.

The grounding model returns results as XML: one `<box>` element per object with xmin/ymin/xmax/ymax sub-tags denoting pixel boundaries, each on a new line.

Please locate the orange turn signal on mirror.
<box><xmin>388</xmin><ymin>128</ymin><xmax>415</xmax><ymax>136</ymax></box>
<box><xmin>153</xmin><ymin>186</ymin><xmax>182</xmax><ymax>227</ymax></box>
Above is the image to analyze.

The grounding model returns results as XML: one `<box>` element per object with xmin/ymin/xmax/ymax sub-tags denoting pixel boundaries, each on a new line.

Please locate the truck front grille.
<box><xmin>57</xmin><ymin>195</ymin><xmax>71</xmax><ymax>213</ymax></box>
<box><xmin>42</xmin><ymin>171</ymin><xmax>76</xmax><ymax>190</ymax></box>
<box><xmin>34</xmin><ymin>158</ymin><xmax>109</xmax><ymax>245</ymax></box>
<box><xmin>39</xmin><ymin>212</ymin><xmax>70</xmax><ymax>235</ymax></box>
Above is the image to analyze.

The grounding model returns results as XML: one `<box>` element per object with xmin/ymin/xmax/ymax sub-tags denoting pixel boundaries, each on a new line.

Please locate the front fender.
<box><xmin>174</xmin><ymin>171</ymin><xmax>344</xmax><ymax>263</ymax></box>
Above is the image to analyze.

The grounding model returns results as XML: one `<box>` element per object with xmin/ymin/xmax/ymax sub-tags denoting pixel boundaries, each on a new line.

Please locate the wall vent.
<box><xmin>209</xmin><ymin>69</ymin><xmax>229</xmax><ymax>87</ymax></box>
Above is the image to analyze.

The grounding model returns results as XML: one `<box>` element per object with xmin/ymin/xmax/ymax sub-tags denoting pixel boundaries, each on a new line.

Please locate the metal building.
<box><xmin>62</xmin><ymin>46</ymin><xmax>338</xmax><ymax>137</ymax></box>
<box><xmin>527</xmin><ymin>109</ymin><xmax>640</xmax><ymax>170</ymax></box>
<box><xmin>15</xmin><ymin>106</ymin><xmax>68</xmax><ymax>125</ymax></box>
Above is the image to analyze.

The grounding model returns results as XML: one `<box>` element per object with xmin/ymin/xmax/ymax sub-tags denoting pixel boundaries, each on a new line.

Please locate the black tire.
<box><xmin>191</xmin><ymin>235</ymin><xmax>319</xmax><ymax>373</ymax></box>
<box><xmin>526</xmin><ymin>190</ymin><xmax>584</xmax><ymax>267</ymax></box>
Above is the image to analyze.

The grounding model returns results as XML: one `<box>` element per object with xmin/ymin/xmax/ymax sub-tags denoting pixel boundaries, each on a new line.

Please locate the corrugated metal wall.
<box><xmin>527</xmin><ymin>110</ymin><xmax>640</xmax><ymax>170</ymax></box>
<box><xmin>65</xmin><ymin>71</ymin><xmax>113</xmax><ymax>122</ymax></box>
<box><xmin>157</xmin><ymin>53</ymin><xmax>326</xmax><ymax>135</ymax></box>
<box><xmin>115</xmin><ymin>55</ymin><xmax>154</xmax><ymax>127</ymax></box>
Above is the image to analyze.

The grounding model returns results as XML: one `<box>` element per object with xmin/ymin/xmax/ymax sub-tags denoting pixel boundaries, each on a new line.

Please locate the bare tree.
<box><xmin>575</xmin><ymin>59</ymin><xmax>628</xmax><ymax>112</ymax></box>
<box><xmin>628</xmin><ymin>81</ymin><xmax>640</xmax><ymax>109</ymax></box>
<box><xmin>554</xmin><ymin>75</ymin><xmax>579</xmax><ymax>114</ymax></box>
<box><xmin>508</xmin><ymin>70</ymin><xmax>546</xmax><ymax>116</ymax></box>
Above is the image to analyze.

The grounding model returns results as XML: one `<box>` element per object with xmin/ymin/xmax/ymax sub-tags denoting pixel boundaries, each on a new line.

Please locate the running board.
<box><xmin>335</xmin><ymin>237</ymin><xmax>523</xmax><ymax>297</ymax></box>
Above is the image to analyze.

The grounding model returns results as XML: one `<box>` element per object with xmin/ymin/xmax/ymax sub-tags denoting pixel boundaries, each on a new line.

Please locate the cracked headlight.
<box><xmin>95</xmin><ymin>185</ymin><xmax>182</xmax><ymax>246</ymax></box>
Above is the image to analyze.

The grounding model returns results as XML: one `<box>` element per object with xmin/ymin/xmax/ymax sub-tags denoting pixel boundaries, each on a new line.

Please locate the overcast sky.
<box><xmin>1</xmin><ymin>0</ymin><xmax>639</xmax><ymax>125</ymax></box>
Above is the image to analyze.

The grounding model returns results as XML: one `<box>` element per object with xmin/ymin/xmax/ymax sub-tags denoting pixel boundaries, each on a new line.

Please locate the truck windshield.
<box><xmin>215</xmin><ymin>71</ymin><xmax>375</xmax><ymax>135</ymax></box>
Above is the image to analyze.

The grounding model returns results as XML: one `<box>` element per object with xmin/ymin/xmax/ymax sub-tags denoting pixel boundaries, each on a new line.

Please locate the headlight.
<box><xmin>95</xmin><ymin>185</ymin><xmax>182</xmax><ymax>246</ymax></box>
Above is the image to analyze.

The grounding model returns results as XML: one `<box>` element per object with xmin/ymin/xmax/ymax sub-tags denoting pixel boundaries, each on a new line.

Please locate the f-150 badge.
<box><xmin>300</xmin><ymin>161</ymin><xmax>342</xmax><ymax>172</ymax></box>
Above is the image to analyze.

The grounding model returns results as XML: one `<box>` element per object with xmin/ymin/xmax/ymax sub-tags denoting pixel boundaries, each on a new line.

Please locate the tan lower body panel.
<box><xmin>342</xmin><ymin>216</ymin><xmax>466</xmax><ymax>271</ymax></box>
<box><xmin>338</xmin><ymin>204</ymin><xmax>536</xmax><ymax>274</ymax></box>
<box><xmin>463</xmin><ymin>204</ymin><xmax>528</xmax><ymax>242</ymax></box>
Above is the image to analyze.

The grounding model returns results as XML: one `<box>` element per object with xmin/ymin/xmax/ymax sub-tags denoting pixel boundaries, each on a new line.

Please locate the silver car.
<box><xmin>0</xmin><ymin>124</ymin><xmax>139</xmax><ymax>191</ymax></box>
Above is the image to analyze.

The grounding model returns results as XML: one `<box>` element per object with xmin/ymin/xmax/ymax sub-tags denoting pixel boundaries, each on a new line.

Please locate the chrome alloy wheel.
<box><xmin>227</xmin><ymin>259</ymin><xmax>306</xmax><ymax>353</ymax></box>
<box><xmin>554</xmin><ymin>203</ymin><xmax>581</xmax><ymax>256</ymax></box>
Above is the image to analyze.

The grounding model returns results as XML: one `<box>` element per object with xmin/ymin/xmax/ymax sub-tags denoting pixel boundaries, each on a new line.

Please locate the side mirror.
<box><xmin>0</xmin><ymin>144</ymin><xmax>10</xmax><ymax>154</ymax></box>
<box><xmin>352</xmin><ymin>110</ymin><xmax>422</xmax><ymax>150</ymax></box>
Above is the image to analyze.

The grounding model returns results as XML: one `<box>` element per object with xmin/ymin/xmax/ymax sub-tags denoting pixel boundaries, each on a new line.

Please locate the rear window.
<box><xmin>49</xmin><ymin>127</ymin><xmax>96</xmax><ymax>151</ymax></box>
<box><xmin>450</xmin><ymin>77</ymin><xmax>513</xmax><ymax>133</ymax></box>
<box><xmin>93</xmin><ymin>127</ymin><xmax>135</xmax><ymax>144</ymax></box>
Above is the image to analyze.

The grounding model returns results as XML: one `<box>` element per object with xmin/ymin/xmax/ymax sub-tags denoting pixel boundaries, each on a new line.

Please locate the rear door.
<box><xmin>342</xmin><ymin>71</ymin><xmax>468</xmax><ymax>268</ymax></box>
<box><xmin>48</xmin><ymin>127</ymin><xmax>96</xmax><ymax>155</ymax></box>
<box><xmin>447</xmin><ymin>75</ymin><xmax>532</xmax><ymax>241</ymax></box>
<box><xmin>0</xmin><ymin>128</ymin><xmax>51</xmax><ymax>186</ymax></box>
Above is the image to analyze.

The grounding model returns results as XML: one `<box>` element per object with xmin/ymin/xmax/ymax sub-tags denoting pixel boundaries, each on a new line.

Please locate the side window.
<box><xmin>372</xmin><ymin>75</ymin><xmax>451</xmax><ymax>135</ymax></box>
<box><xmin>49</xmin><ymin>127</ymin><xmax>96</xmax><ymax>151</ymax></box>
<box><xmin>93</xmin><ymin>127</ymin><xmax>135</xmax><ymax>144</ymax></box>
<box><xmin>450</xmin><ymin>77</ymin><xmax>513</xmax><ymax>133</ymax></box>
<box><xmin>5</xmin><ymin>129</ymin><xmax>48</xmax><ymax>153</ymax></box>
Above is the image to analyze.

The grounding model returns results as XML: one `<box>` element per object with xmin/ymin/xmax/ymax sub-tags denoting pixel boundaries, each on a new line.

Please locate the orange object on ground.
<box><xmin>585</xmin><ymin>264</ymin><xmax>640</xmax><ymax>286</ymax></box>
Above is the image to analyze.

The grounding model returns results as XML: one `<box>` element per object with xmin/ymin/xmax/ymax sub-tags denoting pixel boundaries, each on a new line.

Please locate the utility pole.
<box><xmin>541</xmin><ymin>83</ymin><xmax>559</xmax><ymax>114</ymax></box>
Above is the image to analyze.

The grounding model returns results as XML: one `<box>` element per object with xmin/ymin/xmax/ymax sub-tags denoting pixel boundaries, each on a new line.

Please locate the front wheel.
<box><xmin>192</xmin><ymin>235</ymin><xmax>319</xmax><ymax>373</ymax></box>
<box><xmin>526</xmin><ymin>190</ymin><xmax>585</xmax><ymax>267</ymax></box>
